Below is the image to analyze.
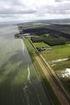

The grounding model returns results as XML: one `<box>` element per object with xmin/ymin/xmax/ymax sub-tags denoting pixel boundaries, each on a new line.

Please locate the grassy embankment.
<box><xmin>23</xmin><ymin>37</ymin><xmax>61</xmax><ymax>105</ymax></box>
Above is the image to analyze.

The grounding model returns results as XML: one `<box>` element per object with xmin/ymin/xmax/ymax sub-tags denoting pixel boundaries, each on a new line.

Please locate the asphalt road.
<box><xmin>0</xmin><ymin>26</ymin><xmax>53</xmax><ymax>105</ymax></box>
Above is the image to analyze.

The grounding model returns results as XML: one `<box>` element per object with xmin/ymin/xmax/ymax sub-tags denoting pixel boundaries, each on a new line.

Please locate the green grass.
<box><xmin>33</xmin><ymin>42</ymin><xmax>49</xmax><ymax>48</ymax></box>
<box><xmin>52</xmin><ymin>60</ymin><xmax>70</xmax><ymax>71</ymax></box>
<box><xmin>42</xmin><ymin>44</ymin><xmax>70</xmax><ymax>61</ymax></box>
<box><xmin>23</xmin><ymin>38</ymin><xmax>35</xmax><ymax>61</ymax></box>
<box><xmin>61</xmin><ymin>78</ymin><xmax>70</xmax><ymax>95</ymax></box>
<box><xmin>32</xmin><ymin>41</ymin><xmax>70</xmax><ymax>61</ymax></box>
<box><xmin>30</xmin><ymin>40</ymin><xmax>70</xmax><ymax>96</ymax></box>
<box><xmin>24</xmin><ymin>38</ymin><xmax>61</xmax><ymax>105</ymax></box>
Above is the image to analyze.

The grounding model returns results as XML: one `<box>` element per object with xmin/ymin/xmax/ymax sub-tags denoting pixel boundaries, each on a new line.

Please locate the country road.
<box><xmin>35</xmin><ymin>54</ymin><xmax>70</xmax><ymax>105</ymax></box>
<box><xmin>0</xmin><ymin>25</ymin><xmax>55</xmax><ymax>105</ymax></box>
<box><xmin>27</xmin><ymin>36</ymin><xmax>70</xmax><ymax>105</ymax></box>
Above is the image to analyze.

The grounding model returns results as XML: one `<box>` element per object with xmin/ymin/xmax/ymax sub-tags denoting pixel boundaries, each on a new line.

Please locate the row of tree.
<box><xmin>31</xmin><ymin>35</ymin><xmax>66</xmax><ymax>46</ymax></box>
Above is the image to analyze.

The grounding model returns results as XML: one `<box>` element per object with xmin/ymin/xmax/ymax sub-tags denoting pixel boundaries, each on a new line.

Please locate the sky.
<box><xmin>0</xmin><ymin>0</ymin><xmax>70</xmax><ymax>23</ymax></box>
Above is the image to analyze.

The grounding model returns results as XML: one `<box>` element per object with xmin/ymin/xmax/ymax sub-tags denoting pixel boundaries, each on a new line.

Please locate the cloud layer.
<box><xmin>0</xmin><ymin>0</ymin><xmax>70</xmax><ymax>22</ymax></box>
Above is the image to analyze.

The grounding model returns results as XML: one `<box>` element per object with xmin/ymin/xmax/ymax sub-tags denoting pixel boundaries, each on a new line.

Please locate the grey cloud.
<box><xmin>0</xmin><ymin>0</ymin><xmax>36</xmax><ymax>15</ymax></box>
<box><xmin>1</xmin><ymin>0</ymin><xmax>21</xmax><ymax>5</ymax></box>
<box><xmin>0</xmin><ymin>0</ymin><xmax>70</xmax><ymax>23</ymax></box>
<box><xmin>56</xmin><ymin>0</ymin><xmax>70</xmax><ymax>2</ymax></box>
<box><xmin>0</xmin><ymin>10</ymin><xmax>36</xmax><ymax>14</ymax></box>
<box><xmin>0</xmin><ymin>0</ymin><xmax>70</xmax><ymax>15</ymax></box>
<box><xmin>37</xmin><ymin>1</ymin><xmax>70</xmax><ymax>14</ymax></box>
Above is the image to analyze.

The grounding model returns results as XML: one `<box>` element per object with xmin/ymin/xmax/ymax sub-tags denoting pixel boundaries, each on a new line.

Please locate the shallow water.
<box><xmin>0</xmin><ymin>26</ymin><xmax>50</xmax><ymax>105</ymax></box>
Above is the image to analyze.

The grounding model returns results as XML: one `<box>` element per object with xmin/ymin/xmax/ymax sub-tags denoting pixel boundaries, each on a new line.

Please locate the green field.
<box><xmin>33</xmin><ymin>42</ymin><xmax>49</xmax><ymax>48</ymax></box>
<box><xmin>28</xmin><ymin>39</ymin><xmax>70</xmax><ymax>71</ymax></box>
<box><xmin>52</xmin><ymin>60</ymin><xmax>70</xmax><ymax>71</ymax></box>
<box><xmin>31</xmin><ymin>40</ymin><xmax>70</xmax><ymax>95</ymax></box>
<box><xmin>24</xmin><ymin>38</ymin><xmax>61</xmax><ymax>105</ymax></box>
<box><xmin>42</xmin><ymin>44</ymin><xmax>70</xmax><ymax>61</ymax></box>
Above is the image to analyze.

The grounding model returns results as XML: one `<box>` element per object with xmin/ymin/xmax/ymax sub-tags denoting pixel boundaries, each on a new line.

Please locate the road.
<box><xmin>35</xmin><ymin>54</ymin><xmax>70</xmax><ymax>105</ymax></box>
<box><xmin>27</xmin><ymin>36</ymin><xmax>70</xmax><ymax>105</ymax></box>
<box><xmin>0</xmin><ymin>26</ymin><xmax>53</xmax><ymax>105</ymax></box>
